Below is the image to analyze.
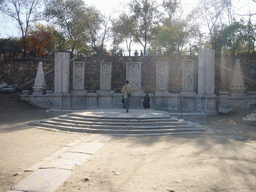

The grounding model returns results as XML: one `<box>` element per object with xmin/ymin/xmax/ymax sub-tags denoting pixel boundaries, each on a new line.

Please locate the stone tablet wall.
<box><xmin>1</xmin><ymin>54</ymin><xmax>255</xmax><ymax>94</ymax></box>
<box><xmin>81</xmin><ymin>55</ymin><xmax>187</xmax><ymax>93</ymax></box>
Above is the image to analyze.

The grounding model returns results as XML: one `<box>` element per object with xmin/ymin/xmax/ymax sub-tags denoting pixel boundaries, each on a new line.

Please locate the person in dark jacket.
<box><xmin>143</xmin><ymin>93</ymin><xmax>150</xmax><ymax>109</ymax></box>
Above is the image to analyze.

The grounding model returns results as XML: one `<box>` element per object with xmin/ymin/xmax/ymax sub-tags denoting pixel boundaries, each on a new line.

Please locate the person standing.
<box><xmin>143</xmin><ymin>93</ymin><xmax>150</xmax><ymax>109</ymax></box>
<box><xmin>121</xmin><ymin>80</ymin><xmax>133</xmax><ymax>113</ymax></box>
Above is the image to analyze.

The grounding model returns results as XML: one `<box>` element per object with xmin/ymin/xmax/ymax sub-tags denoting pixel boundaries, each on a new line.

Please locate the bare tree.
<box><xmin>0</xmin><ymin>0</ymin><xmax>43</xmax><ymax>57</ymax></box>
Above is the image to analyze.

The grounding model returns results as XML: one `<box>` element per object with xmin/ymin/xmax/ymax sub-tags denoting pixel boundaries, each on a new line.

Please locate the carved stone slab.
<box><xmin>73</xmin><ymin>61</ymin><xmax>84</xmax><ymax>91</ymax></box>
<box><xmin>182</xmin><ymin>59</ymin><xmax>196</xmax><ymax>93</ymax></box>
<box><xmin>126</xmin><ymin>62</ymin><xmax>141</xmax><ymax>90</ymax></box>
<box><xmin>156</xmin><ymin>61</ymin><xmax>169</xmax><ymax>91</ymax></box>
<box><xmin>100</xmin><ymin>62</ymin><xmax>112</xmax><ymax>90</ymax></box>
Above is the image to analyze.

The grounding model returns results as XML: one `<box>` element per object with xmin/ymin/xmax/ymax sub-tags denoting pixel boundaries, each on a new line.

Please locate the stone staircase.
<box><xmin>31</xmin><ymin>109</ymin><xmax>214</xmax><ymax>136</ymax></box>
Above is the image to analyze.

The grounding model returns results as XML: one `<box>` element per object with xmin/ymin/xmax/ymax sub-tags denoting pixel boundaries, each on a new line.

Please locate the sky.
<box><xmin>0</xmin><ymin>0</ymin><xmax>256</xmax><ymax>50</ymax></box>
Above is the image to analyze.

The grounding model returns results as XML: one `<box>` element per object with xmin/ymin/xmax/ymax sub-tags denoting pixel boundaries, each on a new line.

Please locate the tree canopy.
<box><xmin>0</xmin><ymin>0</ymin><xmax>44</xmax><ymax>57</ymax></box>
<box><xmin>44</xmin><ymin>0</ymin><xmax>109</xmax><ymax>56</ymax></box>
<box><xmin>0</xmin><ymin>0</ymin><xmax>255</xmax><ymax>58</ymax></box>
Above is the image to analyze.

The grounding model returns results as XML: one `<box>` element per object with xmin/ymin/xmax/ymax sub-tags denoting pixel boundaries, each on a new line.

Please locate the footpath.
<box><xmin>0</xmin><ymin>93</ymin><xmax>256</xmax><ymax>192</ymax></box>
<box><xmin>7</xmin><ymin>134</ymin><xmax>112</xmax><ymax>192</ymax></box>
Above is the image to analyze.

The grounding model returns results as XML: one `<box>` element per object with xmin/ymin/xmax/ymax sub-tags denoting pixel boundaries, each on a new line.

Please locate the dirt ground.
<box><xmin>0</xmin><ymin>93</ymin><xmax>256</xmax><ymax>192</ymax></box>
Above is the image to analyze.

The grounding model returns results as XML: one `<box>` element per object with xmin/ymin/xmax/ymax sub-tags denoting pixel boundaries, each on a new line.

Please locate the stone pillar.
<box><xmin>197</xmin><ymin>48</ymin><xmax>216</xmax><ymax>114</ymax></box>
<box><xmin>98</xmin><ymin>62</ymin><xmax>114</xmax><ymax>108</ymax></box>
<box><xmin>155</xmin><ymin>61</ymin><xmax>170</xmax><ymax>96</ymax></box>
<box><xmin>205</xmin><ymin>49</ymin><xmax>215</xmax><ymax>95</ymax></box>
<box><xmin>54</xmin><ymin>52</ymin><xmax>70</xmax><ymax>108</ymax></box>
<box><xmin>33</xmin><ymin>62</ymin><xmax>46</xmax><ymax>95</ymax></box>
<box><xmin>54</xmin><ymin>52</ymin><xmax>70</xmax><ymax>93</ymax></box>
<box><xmin>198</xmin><ymin>50</ymin><xmax>206</xmax><ymax>95</ymax></box>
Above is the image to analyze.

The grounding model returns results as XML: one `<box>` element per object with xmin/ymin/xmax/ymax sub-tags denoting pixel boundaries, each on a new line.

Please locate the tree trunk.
<box><xmin>22</xmin><ymin>37</ymin><xmax>27</xmax><ymax>58</ymax></box>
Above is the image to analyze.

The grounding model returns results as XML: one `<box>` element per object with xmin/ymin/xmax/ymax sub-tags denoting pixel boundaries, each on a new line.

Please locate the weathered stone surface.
<box><xmin>218</xmin><ymin>107</ymin><xmax>234</xmax><ymax>114</ymax></box>
<box><xmin>69</xmin><ymin>142</ymin><xmax>105</xmax><ymax>154</ymax></box>
<box><xmin>82</xmin><ymin>135</ymin><xmax>112</xmax><ymax>143</ymax></box>
<box><xmin>41</xmin><ymin>147</ymin><xmax>70</xmax><ymax>161</ymax></box>
<box><xmin>59</xmin><ymin>152</ymin><xmax>91</xmax><ymax>163</ymax></box>
<box><xmin>40</xmin><ymin>158</ymin><xmax>81</xmax><ymax>170</ymax></box>
<box><xmin>243</xmin><ymin>113</ymin><xmax>256</xmax><ymax>122</ymax></box>
<box><xmin>25</xmin><ymin>160</ymin><xmax>49</xmax><ymax>172</ymax></box>
<box><xmin>14</xmin><ymin>169</ymin><xmax>72</xmax><ymax>192</ymax></box>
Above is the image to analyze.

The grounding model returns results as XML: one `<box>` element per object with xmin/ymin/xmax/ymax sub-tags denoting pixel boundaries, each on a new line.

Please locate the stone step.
<box><xmin>60</xmin><ymin>114</ymin><xmax>178</xmax><ymax>123</ymax></box>
<box><xmin>31</xmin><ymin>109</ymin><xmax>213</xmax><ymax>135</ymax></box>
<box><xmin>51</xmin><ymin>117</ymin><xmax>187</xmax><ymax>126</ymax></box>
<box><xmin>34</xmin><ymin>122</ymin><xmax>205</xmax><ymax>135</ymax></box>
<box><xmin>38</xmin><ymin>119</ymin><xmax>193</xmax><ymax>130</ymax></box>
<box><xmin>68</xmin><ymin>113</ymin><xmax>171</xmax><ymax>120</ymax></box>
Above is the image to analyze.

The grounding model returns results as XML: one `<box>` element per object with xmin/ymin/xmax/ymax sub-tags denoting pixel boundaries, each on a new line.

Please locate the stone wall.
<box><xmin>215</xmin><ymin>55</ymin><xmax>256</xmax><ymax>93</ymax></box>
<box><xmin>0</xmin><ymin>58</ymin><xmax>54</xmax><ymax>90</ymax></box>
<box><xmin>79</xmin><ymin>55</ymin><xmax>193</xmax><ymax>93</ymax></box>
<box><xmin>1</xmin><ymin>54</ymin><xmax>255</xmax><ymax>93</ymax></box>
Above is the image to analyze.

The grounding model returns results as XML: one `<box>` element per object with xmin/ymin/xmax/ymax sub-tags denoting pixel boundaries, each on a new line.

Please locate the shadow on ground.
<box><xmin>0</xmin><ymin>93</ymin><xmax>53</xmax><ymax>133</ymax></box>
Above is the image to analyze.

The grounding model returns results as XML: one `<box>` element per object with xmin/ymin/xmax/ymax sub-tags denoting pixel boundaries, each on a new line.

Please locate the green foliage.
<box><xmin>113</xmin><ymin>0</ymin><xmax>159</xmax><ymax>55</ymax></box>
<box><xmin>151</xmin><ymin>20</ymin><xmax>189</xmax><ymax>54</ymax></box>
<box><xmin>44</xmin><ymin>0</ymin><xmax>107</xmax><ymax>56</ymax></box>
<box><xmin>0</xmin><ymin>38</ymin><xmax>22</xmax><ymax>58</ymax></box>
<box><xmin>44</xmin><ymin>0</ymin><xmax>87</xmax><ymax>54</ymax></box>
<box><xmin>0</xmin><ymin>0</ymin><xmax>44</xmax><ymax>57</ymax></box>
<box><xmin>211</xmin><ymin>19</ymin><xmax>256</xmax><ymax>55</ymax></box>
<box><xmin>112</xmin><ymin>14</ymin><xmax>135</xmax><ymax>55</ymax></box>
<box><xmin>149</xmin><ymin>0</ymin><xmax>202</xmax><ymax>55</ymax></box>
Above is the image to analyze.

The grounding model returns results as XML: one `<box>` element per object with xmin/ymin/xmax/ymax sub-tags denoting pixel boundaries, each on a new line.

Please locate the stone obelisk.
<box><xmin>33</xmin><ymin>62</ymin><xmax>46</xmax><ymax>95</ymax></box>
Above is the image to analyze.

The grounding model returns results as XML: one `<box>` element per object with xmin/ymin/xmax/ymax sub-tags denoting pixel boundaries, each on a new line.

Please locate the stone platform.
<box><xmin>31</xmin><ymin>109</ymin><xmax>214</xmax><ymax>136</ymax></box>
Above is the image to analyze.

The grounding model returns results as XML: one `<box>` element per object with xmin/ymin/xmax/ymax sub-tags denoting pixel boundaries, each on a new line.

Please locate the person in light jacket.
<box><xmin>121</xmin><ymin>80</ymin><xmax>133</xmax><ymax>113</ymax></box>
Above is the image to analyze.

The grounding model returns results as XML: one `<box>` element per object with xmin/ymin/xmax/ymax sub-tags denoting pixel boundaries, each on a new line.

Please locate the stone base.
<box><xmin>155</xmin><ymin>90</ymin><xmax>171</xmax><ymax>96</ymax></box>
<box><xmin>99</xmin><ymin>97</ymin><xmax>113</xmax><ymax>108</ymax></box>
<box><xmin>97</xmin><ymin>90</ymin><xmax>115</xmax><ymax>96</ymax></box>
<box><xmin>218</xmin><ymin>91</ymin><xmax>250</xmax><ymax>110</ymax></box>
<box><xmin>170</xmin><ymin>112</ymin><xmax>207</xmax><ymax>124</ymax></box>
<box><xmin>205</xmin><ymin>94</ymin><xmax>217</xmax><ymax>115</ymax></box>
<box><xmin>20</xmin><ymin>89</ymin><xmax>254</xmax><ymax>115</ymax></box>
<box><xmin>180</xmin><ymin>91</ymin><xmax>196</xmax><ymax>97</ymax></box>
<box><xmin>32</xmin><ymin>89</ymin><xmax>44</xmax><ymax>96</ymax></box>
<box><xmin>229</xmin><ymin>91</ymin><xmax>246</xmax><ymax>98</ymax></box>
<box><xmin>71</xmin><ymin>90</ymin><xmax>87</xmax><ymax>96</ymax></box>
